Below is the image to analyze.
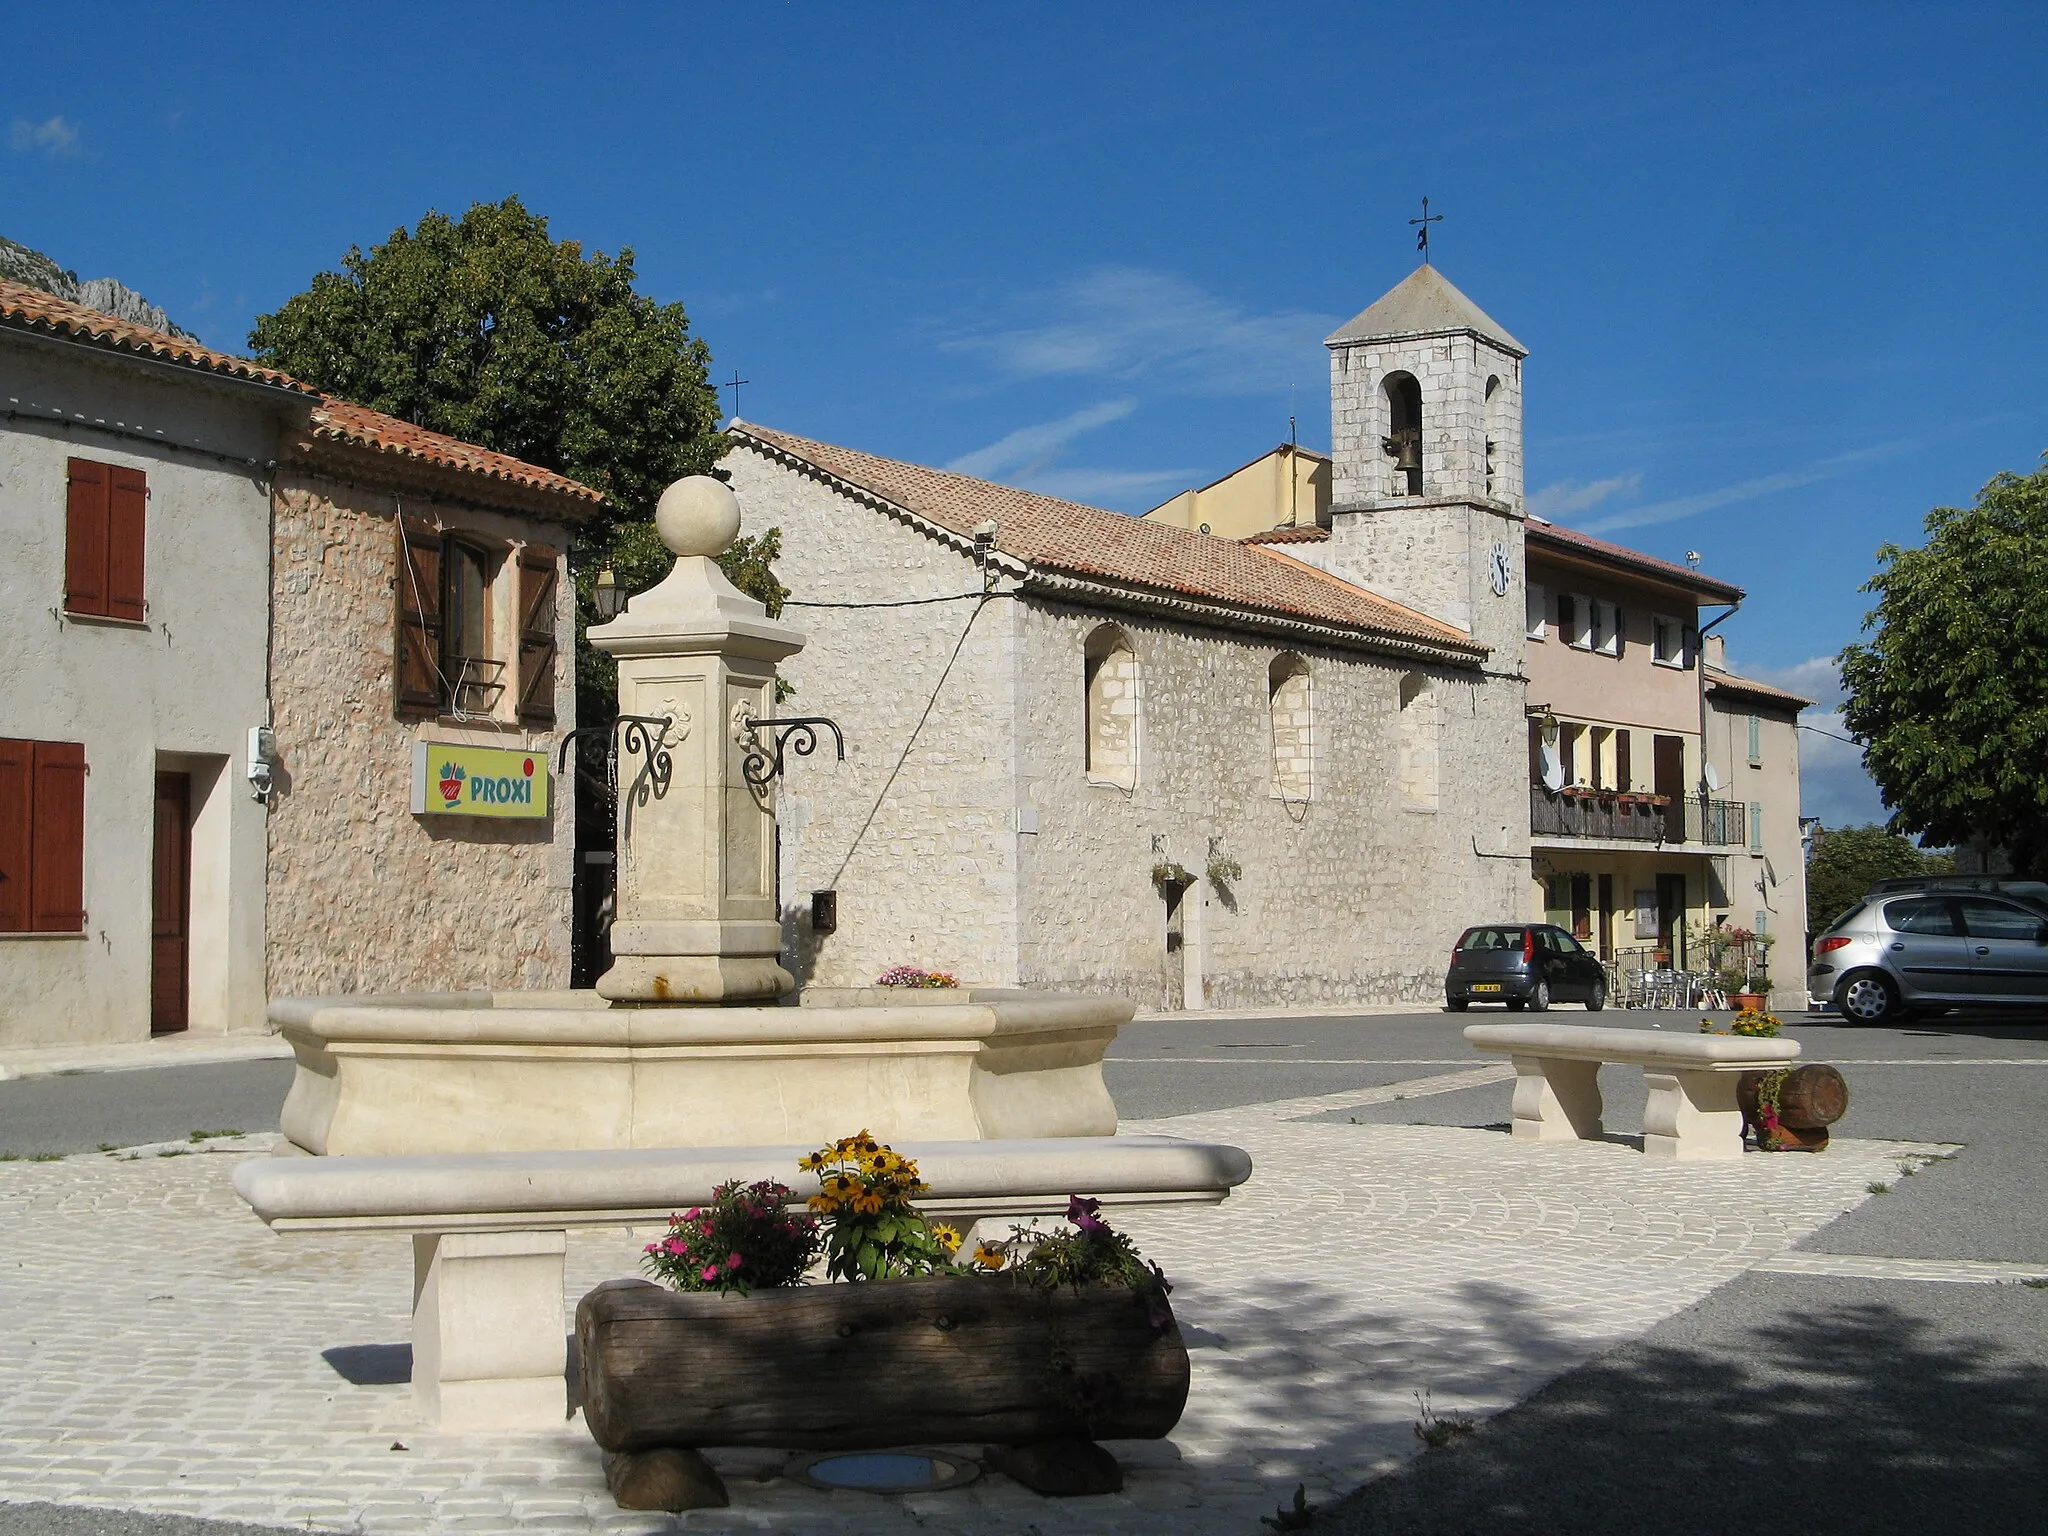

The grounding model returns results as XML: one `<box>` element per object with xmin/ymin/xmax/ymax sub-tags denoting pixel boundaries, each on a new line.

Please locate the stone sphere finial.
<box><xmin>655</xmin><ymin>475</ymin><xmax>742</xmax><ymax>557</ymax></box>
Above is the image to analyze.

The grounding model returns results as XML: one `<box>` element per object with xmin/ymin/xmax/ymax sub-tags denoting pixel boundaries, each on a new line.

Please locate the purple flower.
<box><xmin>1066</xmin><ymin>1194</ymin><xmax>1108</xmax><ymax>1235</ymax></box>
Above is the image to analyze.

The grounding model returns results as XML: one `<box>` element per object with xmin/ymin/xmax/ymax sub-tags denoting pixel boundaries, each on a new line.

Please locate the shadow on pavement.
<box><xmin>1318</xmin><ymin>1285</ymin><xmax>2048</xmax><ymax>1535</ymax></box>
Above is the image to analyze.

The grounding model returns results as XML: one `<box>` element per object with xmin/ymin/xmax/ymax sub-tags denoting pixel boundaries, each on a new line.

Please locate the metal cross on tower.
<box><xmin>724</xmin><ymin>370</ymin><xmax>750</xmax><ymax>420</ymax></box>
<box><xmin>1410</xmin><ymin>197</ymin><xmax>1443</xmax><ymax>263</ymax></box>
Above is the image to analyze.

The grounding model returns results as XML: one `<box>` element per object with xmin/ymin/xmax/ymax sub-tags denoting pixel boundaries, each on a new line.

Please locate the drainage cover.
<box><xmin>791</xmin><ymin>1449</ymin><xmax>981</xmax><ymax>1494</ymax></box>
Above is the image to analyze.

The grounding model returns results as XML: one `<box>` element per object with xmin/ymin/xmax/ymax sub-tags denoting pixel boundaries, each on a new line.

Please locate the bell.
<box><xmin>1392</xmin><ymin>432</ymin><xmax>1422</xmax><ymax>473</ymax></box>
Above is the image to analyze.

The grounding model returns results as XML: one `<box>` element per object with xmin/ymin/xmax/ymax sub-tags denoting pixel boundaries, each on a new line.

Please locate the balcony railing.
<box><xmin>1531</xmin><ymin>786</ymin><xmax>1747</xmax><ymax>847</ymax></box>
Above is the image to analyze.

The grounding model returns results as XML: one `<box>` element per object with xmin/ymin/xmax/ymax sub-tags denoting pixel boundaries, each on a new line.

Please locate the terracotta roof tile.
<box><xmin>1242</xmin><ymin>525</ymin><xmax>1332</xmax><ymax>545</ymax></box>
<box><xmin>1</xmin><ymin>278</ymin><xmax>603</xmax><ymax>512</ymax></box>
<box><xmin>0</xmin><ymin>276</ymin><xmax>311</xmax><ymax>392</ymax></box>
<box><xmin>1706</xmin><ymin>666</ymin><xmax>1815</xmax><ymax>710</ymax></box>
<box><xmin>301</xmin><ymin>398</ymin><xmax>605</xmax><ymax>507</ymax></box>
<box><xmin>733</xmin><ymin>423</ymin><xmax>1480</xmax><ymax>656</ymax></box>
<box><xmin>1527</xmin><ymin>516</ymin><xmax>1743</xmax><ymax>602</ymax></box>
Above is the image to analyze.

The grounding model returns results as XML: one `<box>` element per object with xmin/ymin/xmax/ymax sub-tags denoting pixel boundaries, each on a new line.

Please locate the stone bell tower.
<box><xmin>1322</xmin><ymin>265</ymin><xmax>1528</xmax><ymax>657</ymax></box>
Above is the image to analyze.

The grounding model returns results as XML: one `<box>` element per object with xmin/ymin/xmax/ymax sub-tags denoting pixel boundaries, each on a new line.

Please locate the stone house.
<box><xmin>722</xmin><ymin>422</ymin><xmax>1530</xmax><ymax>1010</ymax></box>
<box><xmin>0</xmin><ymin>280</ymin><xmax>594</xmax><ymax>1051</ymax></box>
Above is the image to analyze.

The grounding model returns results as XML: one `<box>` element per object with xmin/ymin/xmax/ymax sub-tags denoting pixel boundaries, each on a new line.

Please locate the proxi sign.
<box><xmin>409</xmin><ymin>742</ymin><xmax>551</xmax><ymax>819</ymax></box>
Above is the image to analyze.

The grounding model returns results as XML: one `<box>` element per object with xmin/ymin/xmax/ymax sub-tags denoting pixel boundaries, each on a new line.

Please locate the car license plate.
<box><xmin>1471</xmin><ymin>983</ymin><xmax>1501</xmax><ymax>993</ymax></box>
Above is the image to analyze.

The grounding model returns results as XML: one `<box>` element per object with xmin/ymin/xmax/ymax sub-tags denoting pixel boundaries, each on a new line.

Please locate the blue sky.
<box><xmin>6</xmin><ymin>2</ymin><xmax>2043</xmax><ymax>828</ymax></box>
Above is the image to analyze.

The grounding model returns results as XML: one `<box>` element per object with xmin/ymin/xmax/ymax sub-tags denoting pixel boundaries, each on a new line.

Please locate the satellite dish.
<box><xmin>1703</xmin><ymin>763</ymin><xmax>1722</xmax><ymax>791</ymax></box>
<box><xmin>1763</xmin><ymin>856</ymin><xmax>1778</xmax><ymax>887</ymax></box>
<box><xmin>1538</xmin><ymin>739</ymin><xmax>1564</xmax><ymax>792</ymax></box>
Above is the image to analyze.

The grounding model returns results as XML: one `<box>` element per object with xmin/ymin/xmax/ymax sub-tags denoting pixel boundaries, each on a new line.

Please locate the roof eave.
<box><xmin>282</xmin><ymin>434</ymin><xmax>605</xmax><ymax>523</ymax></box>
<box><xmin>0</xmin><ymin>314</ymin><xmax>318</xmax><ymax>405</ymax></box>
<box><xmin>1525</xmin><ymin>527</ymin><xmax>1744</xmax><ymax>603</ymax></box>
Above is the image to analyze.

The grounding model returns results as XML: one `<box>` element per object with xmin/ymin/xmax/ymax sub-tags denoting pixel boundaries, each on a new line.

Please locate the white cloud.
<box><xmin>10</xmin><ymin>115</ymin><xmax>79</xmax><ymax>156</ymax></box>
<box><xmin>942</xmin><ymin>267</ymin><xmax>1338</xmax><ymax>397</ymax></box>
<box><xmin>1579</xmin><ymin>444</ymin><xmax>1905</xmax><ymax>534</ymax></box>
<box><xmin>1015</xmin><ymin>466</ymin><xmax>1197</xmax><ymax>505</ymax></box>
<box><xmin>947</xmin><ymin>399</ymin><xmax>1137</xmax><ymax>479</ymax></box>
<box><xmin>1527</xmin><ymin>472</ymin><xmax>1643</xmax><ymax>518</ymax></box>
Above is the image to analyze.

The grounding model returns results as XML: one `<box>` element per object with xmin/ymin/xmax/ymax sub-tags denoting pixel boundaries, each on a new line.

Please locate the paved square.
<box><xmin>0</xmin><ymin>1084</ymin><xmax>1947</xmax><ymax>1534</ymax></box>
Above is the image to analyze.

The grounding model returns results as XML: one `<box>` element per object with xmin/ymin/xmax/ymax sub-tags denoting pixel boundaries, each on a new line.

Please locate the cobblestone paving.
<box><xmin>0</xmin><ymin>1092</ymin><xmax>1948</xmax><ymax>1535</ymax></box>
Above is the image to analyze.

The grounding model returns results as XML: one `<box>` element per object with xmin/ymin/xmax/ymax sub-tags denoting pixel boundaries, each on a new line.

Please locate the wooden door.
<box><xmin>151</xmin><ymin>772</ymin><xmax>191</xmax><ymax>1035</ymax></box>
<box><xmin>1656</xmin><ymin>872</ymin><xmax>1687</xmax><ymax>969</ymax></box>
<box><xmin>1652</xmin><ymin>735</ymin><xmax>1685</xmax><ymax>842</ymax></box>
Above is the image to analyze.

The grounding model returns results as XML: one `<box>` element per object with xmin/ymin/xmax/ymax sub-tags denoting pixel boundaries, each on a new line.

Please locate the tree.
<box><xmin>1805</xmin><ymin>824</ymin><xmax>1954</xmax><ymax>933</ymax></box>
<box><xmin>1838</xmin><ymin>458</ymin><xmax>2048</xmax><ymax>874</ymax></box>
<box><xmin>248</xmin><ymin>197</ymin><xmax>785</xmax><ymax>726</ymax></box>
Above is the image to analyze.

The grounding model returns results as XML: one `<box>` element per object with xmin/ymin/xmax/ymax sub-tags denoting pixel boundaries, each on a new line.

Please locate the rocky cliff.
<box><xmin>0</xmin><ymin>234</ymin><xmax>195</xmax><ymax>338</ymax></box>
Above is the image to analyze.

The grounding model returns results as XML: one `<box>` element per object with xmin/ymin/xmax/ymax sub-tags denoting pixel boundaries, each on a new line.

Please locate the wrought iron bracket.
<box><xmin>554</xmin><ymin>714</ymin><xmax>675</xmax><ymax>806</ymax></box>
<box><xmin>739</xmin><ymin>715</ymin><xmax>846</xmax><ymax>788</ymax></box>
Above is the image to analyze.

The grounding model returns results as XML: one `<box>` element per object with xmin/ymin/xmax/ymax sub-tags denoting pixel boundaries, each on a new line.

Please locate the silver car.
<box><xmin>1809</xmin><ymin>891</ymin><xmax>2048</xmax><ymax>1022</ymax></box>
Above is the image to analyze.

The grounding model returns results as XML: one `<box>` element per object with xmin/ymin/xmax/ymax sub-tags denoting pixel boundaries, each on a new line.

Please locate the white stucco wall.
<box><xmin>0</xmin><ymin>339</ymin><xmax>278</xmax><ymax>1048</ymax></box>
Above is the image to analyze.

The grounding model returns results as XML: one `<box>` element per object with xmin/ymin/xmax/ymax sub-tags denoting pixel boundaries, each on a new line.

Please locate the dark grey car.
<box><xmin>1809</xmin><ymin>892</ymin><xmax>2048</xmax><ymax>1022</ymax></box>
<box><xmin>1445</xmin><ymin>923</ymin><xmax>1607</xmax><ymax>1012</ymax></box>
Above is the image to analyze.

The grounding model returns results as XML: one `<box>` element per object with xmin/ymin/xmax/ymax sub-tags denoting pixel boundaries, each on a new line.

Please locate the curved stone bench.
<box><xmin>1464</xmin><ymin>1023</ymin><xmax>1799</xmax><ymax>1161</ymax></box>
<box><xmin>234</xmin><ymin>1136</ymin><xmax>1253</xmax><ymax>1431</ymax></box>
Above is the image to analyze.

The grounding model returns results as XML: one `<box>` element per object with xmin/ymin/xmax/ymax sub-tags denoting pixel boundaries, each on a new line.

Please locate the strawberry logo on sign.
<box><xmin>439</xmin><ymin>762</ymin><xmax>466</xmax><ymax>807</ymax></box>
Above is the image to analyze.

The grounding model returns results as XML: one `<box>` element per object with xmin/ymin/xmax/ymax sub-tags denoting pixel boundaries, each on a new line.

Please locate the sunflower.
<box><xmin>973</xmin><ymin>1242</ymin><xmax>1008</xmax><ymax>1271</ymax></box>
<box><xmin>807</xmin><ymin>1194</ymin><xmax>839</xmax><ymax>1214</ymax></box>
<box><xmin>853</xmin><ymin>1191</ymin><xmax>884</xmax><ymax>1215</ymax></box>
<box><xmin>929</xmin><ymin>1221</ymin><xmax>962</xmax><ymax>1254</ymax></box>
<box><xmin>797</xmin><ymin>1151</ymin><xmax>825</xmax><ymax>1172</ymax></box>
<box><xmin>822</xmin><ymin>1172</ymin><xmax>860</xmax><ymax>1200</ymax></box>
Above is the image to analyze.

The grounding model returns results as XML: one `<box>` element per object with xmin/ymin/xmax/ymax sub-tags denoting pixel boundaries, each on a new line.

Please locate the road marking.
<box><xmin>1753</xmin><ymin>1252</ymin><xmax>2048</xmax><ymax>1284</ymax></box>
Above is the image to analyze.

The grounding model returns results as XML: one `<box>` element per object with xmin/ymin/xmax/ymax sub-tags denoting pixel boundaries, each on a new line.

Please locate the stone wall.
<box><xmin>721</xmin><ymin>450</ymin><xmax>1021</xmax><ymax>989</ymax></box>
<box><xmin>264</xmin><ymin>476</ymin><xmax>577</xmax><ymax>998</ymax></box>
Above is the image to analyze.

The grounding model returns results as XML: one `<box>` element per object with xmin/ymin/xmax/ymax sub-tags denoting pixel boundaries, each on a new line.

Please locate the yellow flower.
<box><xmin>807</xmin><ymin>1194</ymin><xmax>839</xmax><ymax>1214</ymax></box>
<box><xmin>798</xmin><ymin>1151</ymin><xmax>825</xmax><ymax>1172</ymax></box>
<box><xmin>930</xmin><ymin>1221</ymin><xmax>962</xmax><ymax>1254</ymax></box>
<box><xmin>853</xmin><ymin>1191</ymin><xmax>884</xmax><ymax>1215</ymax></box>
<box><xmin>973</xmin><ymin>1243</ymin><xmax>1007</xmax><ymax>1271</ymax></box>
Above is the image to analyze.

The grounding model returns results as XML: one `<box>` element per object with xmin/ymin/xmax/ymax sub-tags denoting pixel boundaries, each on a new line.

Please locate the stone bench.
<box><xmin>233</xmin><ymin>1136</ymin><xmax>1252</xmax><ymax>1431</ymax></box>
<box><xmin>1463</xmin><ymin>1023</ymin><xmax>1799</xmax><ymax>1161</ymax></box>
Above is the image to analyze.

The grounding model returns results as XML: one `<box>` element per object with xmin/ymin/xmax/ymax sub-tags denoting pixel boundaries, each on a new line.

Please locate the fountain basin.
<box><xmin>271</xmin><ymin>989</ymin><xmax>1131</xmax><ymax>1156</ymax></box>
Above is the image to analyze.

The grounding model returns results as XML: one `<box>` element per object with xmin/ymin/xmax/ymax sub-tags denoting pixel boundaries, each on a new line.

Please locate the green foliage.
<box><xmin>801</xmin><ymin>1132</ymin><xmax>965</xmax><ymax>1282</ymax></box>
<box><xmin>1412</xmin><ymin>1389</ymin><xmax>1477</xmax><ymax>1449</ymax></box>
<box><xmin>1839</xmin><ymin>459</ymin><xmax>2048</xmax><ymax>873</ymax></box>
<box><xmin>250</xmin><ymin>197</ymin><xmax>789</xmax><ymax>728</ymax></box>
<box><xmin>1805</xmin><ymin>823</ymin><xmax>1955</xmax><ymax>932</ymax></box>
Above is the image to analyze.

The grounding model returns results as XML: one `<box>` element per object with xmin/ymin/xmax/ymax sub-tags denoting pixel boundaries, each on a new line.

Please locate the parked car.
<box><xmin>1445</xmin><ymin>923</ymin><xmax>1608</xmax><ymax>1012</ymax></box>
<box><xmin>1809</xmin><ymin>891</ymin><xmax>2048</xmax><ymax>1022</ymax></box>
<box><xmin>1863</xmin><ymin>876</ymin><xmax>2048</xmax><ymax>914</ymax></box>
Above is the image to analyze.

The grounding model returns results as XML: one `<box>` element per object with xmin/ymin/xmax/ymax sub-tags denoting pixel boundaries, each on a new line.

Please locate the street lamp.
<box><xmin>592</xmin><ymin>564</ymin><xmax>626</xmax><ymax>621</ymax></box>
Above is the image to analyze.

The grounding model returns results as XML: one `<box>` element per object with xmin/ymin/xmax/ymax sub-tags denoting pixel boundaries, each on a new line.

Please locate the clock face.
<box><xmin>1488</xmin><ymin>540</ymin><xmax>1513</xmax><ymax>596</ymax></box>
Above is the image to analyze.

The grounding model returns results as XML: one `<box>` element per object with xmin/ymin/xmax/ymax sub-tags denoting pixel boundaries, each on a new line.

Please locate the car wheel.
<box><xmin>1838</xmin><ymin>970</ymin><xmax>1900</xmax><ymax>1024</ymax></box>
<box><xmin>1446</xmin><ymin>999</ymin><xmax>1469</xmax><ymax>1012</ymax></box>
<box><xmin>1530</xmin><ymin>980</ymin><xmax>1551</xmax><ymax>1012</ymax></box>
<box><xmin>1585</xmin><ymin>978</ymin><xmax>1606</xmax><ymax>1012</ymax></box>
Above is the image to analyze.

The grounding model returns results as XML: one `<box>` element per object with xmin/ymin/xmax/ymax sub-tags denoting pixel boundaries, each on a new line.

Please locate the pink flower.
<box><xmin>726</xmin><ymin>1252</ymin><xmax>744</xmax><ymax>1269</ymax></box>
<box><xmin>700</xmin><ymin>1264</ymin><xmax>722</xmax><ymax>1283</ymax></box>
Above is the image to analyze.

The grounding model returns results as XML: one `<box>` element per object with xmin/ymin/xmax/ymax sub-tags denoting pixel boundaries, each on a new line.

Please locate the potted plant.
<box><xmin>576</xmin><ymin>1132</ymin><xmax>1189</xmax><ymax>1510</ymax></box>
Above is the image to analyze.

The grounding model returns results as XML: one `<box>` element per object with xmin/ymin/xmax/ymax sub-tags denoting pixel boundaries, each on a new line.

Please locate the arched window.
<box><xmin>1269</xmin><ymin>654</ymin><xmax>1313</xmax><ymax>801</ymax></box>
<box><xmin>1483</xmin><ymin>376</ymin><xmax>1502</xmax><ymax>497</ymax></box>
<box><xmin>1398</xmin><ymin>672</ymin><xmax>1439</xmax><ymax>810</ymax></box>
<box><xmin>1083</xmin><ymin>625</ymin><xmax>1139</xmax><ymax>789</ymax></box>
<box><xmin>1382</xmin><ymin>371</ymin><xmax>1423</xmax><ymax>497</ymax></box>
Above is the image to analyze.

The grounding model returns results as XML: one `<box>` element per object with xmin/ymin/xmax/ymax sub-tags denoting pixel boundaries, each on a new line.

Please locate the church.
<box><xmin>719</xmin><ymin>264</ymin><xmax>1544</xmax><ymax>1009</ymax></box>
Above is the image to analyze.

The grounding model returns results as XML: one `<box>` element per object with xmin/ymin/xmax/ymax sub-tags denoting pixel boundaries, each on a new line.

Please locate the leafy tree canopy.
<box><xmin>1805</xmin><ymin>823</ymin><xmax>1953</xmax><ymax>933</ymax></box>
<box><xmin>1839</xmin><ymin>458</ymin><xmax>2048</xmax><ymax>874</ymax></box>
<box><xmin>249</xmin><ymin>196</ymin><xmax>785</xmax><ymax>726</ymax></box>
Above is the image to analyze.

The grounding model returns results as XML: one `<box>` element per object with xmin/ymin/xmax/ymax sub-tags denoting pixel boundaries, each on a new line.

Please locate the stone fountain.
<box><xmin>272</xmin><ymin>478</ymin><xmax>1131</xmax><ymax>1157</ymax></box>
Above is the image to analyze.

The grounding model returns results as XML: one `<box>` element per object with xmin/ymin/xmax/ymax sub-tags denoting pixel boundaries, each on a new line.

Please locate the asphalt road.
<box><xmin>3</xmin><ymin>1006</ymin><xmax>2044</xmax><ymax>1533</ymax></box>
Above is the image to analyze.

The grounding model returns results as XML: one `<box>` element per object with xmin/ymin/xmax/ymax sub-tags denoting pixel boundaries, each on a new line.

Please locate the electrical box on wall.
<box><xmin>247</xmin><ymin>725</ymin><xmax>278</xmax><ymax>801</ymax></box>
<box><xmin>811</xmin><ymin>890</ymin><xmax>838</xmax><ymax>934</ymax></box>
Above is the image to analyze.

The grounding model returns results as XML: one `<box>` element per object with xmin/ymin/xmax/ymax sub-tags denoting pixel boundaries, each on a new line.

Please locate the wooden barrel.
<box><xmin>1738</xmin><ymin>1064</ymin><xmax>1849</xmax><ymax>1129</ymax></box>
<box><xmin>577</xmin><ymin>1273</ymin><xmax>1189</xmax><ymax>1453</ymax></box>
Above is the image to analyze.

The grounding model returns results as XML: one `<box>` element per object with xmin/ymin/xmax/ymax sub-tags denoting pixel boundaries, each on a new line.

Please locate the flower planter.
<box><xmin>1738</xmin><ymin>1063</ymin><xmax>1848</xmax><ymax>1151</ymax></box>
<box><xmin>577</xmin><ymin>1272</ymin><xmax>1189</xmax><ymax>1505</ymax></box>
<box><xmin>1732</xmin><ymin>991</ymin><xmax>1768</xmax><ymax>1012</ymax></box>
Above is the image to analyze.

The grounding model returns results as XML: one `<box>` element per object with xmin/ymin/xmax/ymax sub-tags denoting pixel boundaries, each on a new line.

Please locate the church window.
<box><xmin>1397</xmin><ymin>673</ymin><xmax>1439</xmax><ymax>810</ymax></box>
<box><xmin>1525</xmin><ymin>581</ymin><xmax>1547</xmax><ymax>640</ymax></box>
<box><xmin>1381</xmin><ymin>372</ymin><xmax>1424</xmax><ymax>497</ymax></box>
<box><xmin>1484</xmin><ymin>376</ymin><xmax>1503</xmax><ymax>497</ymax></box>
<box><xmin>1083</xmin><ymin>624</ymin><xmax>1139</xmax><ymax>789</ymax></box>
<box><xmin>1269</xmin><ymin>655</ymin><xmax>1313</xmax><ymax>801</ymax></box>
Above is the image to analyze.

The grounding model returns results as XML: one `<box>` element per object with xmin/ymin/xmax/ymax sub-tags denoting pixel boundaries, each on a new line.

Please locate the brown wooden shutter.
<box><xmin>65</xmin><ymin>458</ymin><xmax>110</xmax><ymax>616</ymax></box>
<box><xmin>107</xmin><ymin>465</ymin><xmax>148</xmax><ymax>621</ymax></box>
<box><xmin>30</xmin><ymin>741</ymin><xmax>86</xmax><ymax>933</ymax></box>
<box><xmin>394</xmin><ymin>520</ymin><xmax>443</xmax><ymax>715</ymax></box>
<box><xmin>516</xmin><ymin>544</ymin><xmax>558</xmax><ymax>727</ymax></box>
<box><xmin>0</xmin><ymin>738</ymin><xmax>31</xmax><ymax>931</ymax></box>
<box><xmin>1616</xmin><ymin>730</ymin><xmax>1633</xmax><ymax>794</ymax></box>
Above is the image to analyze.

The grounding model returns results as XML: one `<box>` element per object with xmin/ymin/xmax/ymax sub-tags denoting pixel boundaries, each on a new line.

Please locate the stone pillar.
<box><xmin>411</xmin><ymin>1229</ymin><xmax>567</xmax><ymax>1429</ymax></box>
<box><xmin>590</xmin><ymin>477</ymin><xmax>805</xmax><ymax>1003</ymax></box>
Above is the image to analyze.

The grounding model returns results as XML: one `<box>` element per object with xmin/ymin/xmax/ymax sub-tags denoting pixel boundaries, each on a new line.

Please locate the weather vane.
<box><xmin>1410</xmin><ymin>197</ymin><xmax>1443</xmax><ymax>264</ymax></box>
<box><xmin>724</xmin><ymin>370</ymin><xmax>750</xmax><ymax>420</ymax></box>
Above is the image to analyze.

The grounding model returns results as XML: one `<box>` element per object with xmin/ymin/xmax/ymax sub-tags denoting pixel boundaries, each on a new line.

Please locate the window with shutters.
<box><xmin>64</xmin><ymin>457</ymin><xmax>147</xmax><ymax>621</ymax></box>
<box><xmin>1747</xmin><ymin>712</ymin><xmax>1762</xmax><ymax>766</ymax></box>
<box><xmin>0</xmin><ymin>739</ymin><xmax>87</xmax><ymax>933</ymax></box>
<box><xmin>516</xmin><ymin>545</ymin><xmax>559</xmax><ymax>727</ymax></box>
<box><xmin>395</xmin><ymin>523</ymin><xmax>560</xmax><ymax>723</ymax></box>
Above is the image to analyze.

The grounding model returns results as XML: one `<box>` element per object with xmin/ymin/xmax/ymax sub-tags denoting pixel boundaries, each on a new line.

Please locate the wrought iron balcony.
<box><xmin>1531</xmin><ymin>787</ymin><xmax>1748</xmax><ymax>847</ymax></box>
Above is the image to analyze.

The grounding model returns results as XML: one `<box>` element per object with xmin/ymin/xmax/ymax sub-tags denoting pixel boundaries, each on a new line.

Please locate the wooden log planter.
<box><xmin>1738</xmin><ymin>1062</ymin><xmax>1849</xmax><ymax>1150</ymax></box>
<box><xmin>577</xmin><ymin>1272</ymin><xmax>1190</xmax><ymax>1507</ymax></box>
